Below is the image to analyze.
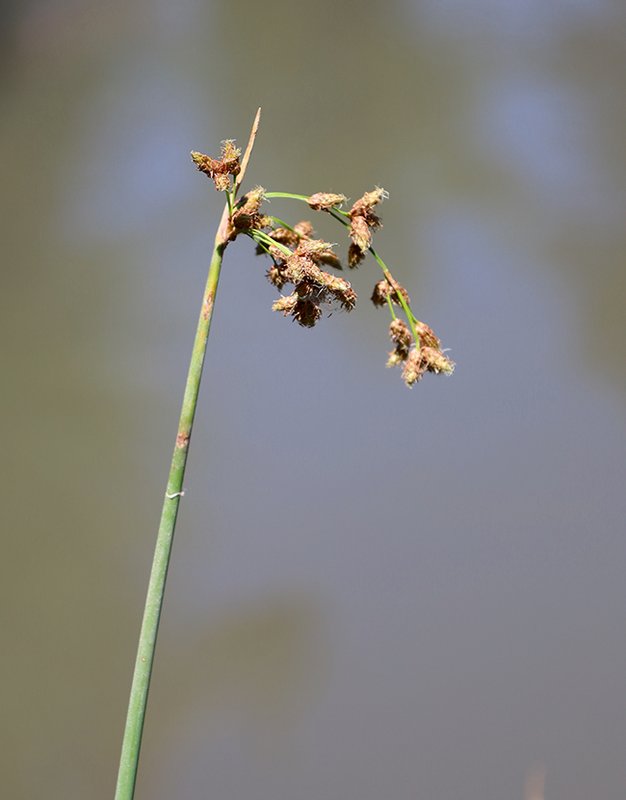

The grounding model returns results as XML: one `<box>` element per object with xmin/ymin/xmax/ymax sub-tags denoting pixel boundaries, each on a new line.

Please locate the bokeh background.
<box><xmin>2</xmin><ymin>1</ymin><xmax>626</xmax><ymax>798</ymax></box>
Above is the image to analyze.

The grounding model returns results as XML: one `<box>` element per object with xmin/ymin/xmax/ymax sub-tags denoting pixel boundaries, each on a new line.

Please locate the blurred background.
<box><xmin>2</xmin><ymin>1</ymin><xmax>626</xmax><ymax>798</ymax></box>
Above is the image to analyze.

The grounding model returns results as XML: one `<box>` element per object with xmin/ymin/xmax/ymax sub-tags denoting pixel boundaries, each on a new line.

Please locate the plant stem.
<box><xmin>114</xmin><ymin>234</ymin><xmax>226</xmax><ymax>800</ymax></box>
<box><xmin>265</xmin><ymin>191</ymin><xmax>310</xmax><ymax>202</ymax></box>
<box><xmin>114</xmin><ymin>108</ymin><xmax>261</xmax><ymax>800</ymax></box>
<box><xmin>327</xmin><ymin>209</ymin><xmax>421</xmax><ymax>344</ymax></box>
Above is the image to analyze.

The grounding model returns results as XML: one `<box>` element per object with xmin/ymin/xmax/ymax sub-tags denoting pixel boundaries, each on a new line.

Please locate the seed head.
<box><xmin>294</xmin><ymin>220</ymin><xmax>314</xmax><ymax>238</ymax></box>
<box><xmin>387</xmin><ymin>349</ymin><xmax>407</xmax><ymax>368</ymax></box>
<box><xmin>346</xmin><ymin>187</ymin><xmax>387</xmax><ymax>264</ymax></box>
<box><xmin>191</xmin><ymin>140</ymin><xmax>241</xmax><ymax>191</ymax></box>
<box><xmin>296</xmin><ymin>239</ymin><xmax>341</xmax><ymax>268</ymax></box>
<box><xmin>349</xmin><ymin>187</ymin><xmax>386</xmax><ymax>228</ymax></box>
<box><xmin>370</xmin><ymin>279</ymin><xmax>410</xmax><ymax>308</ymax></box>
<box><xmin>415</xmin><ymin>321</ymin><xmax>441</xmax><ymax>350</ymax></box>
<box><xmin>386</xmin><ymin>319</ymin><xmax>412</xmax><ymax>367</ymax></box>
<box><xmin>266</xmin><ymin>263</ymin><xmax>289</xmax><ymax>289</ymax></box>
<box><xmin>401</xmin><ymin>348</ymin><xmax>425</xmax><ymax>387</ymax></box>
<box><xmin>273</xmin><ymin>293</ymin><xmax>323</xmax><ymax>328</ymax></box>
<box><xmin>400</xmin><ymin>344</ymin><xmax>455</xmax><ymax>387</ymax></box>
<box><xmin>293</xmin><ymin>299</ymin><xmax>323</xmax><ymax>327</ymax></box>
<box><xmin>271</xmin><ymin>244</ymin><xmax>357</xmax><ymax>326</ymax></box>
<box><xmin>264</xmin><ymin>227</ymin><xmax>299</xmax><ymax>249</ymax></box>
<box><xmin>389</xmin><ymin>319</ymin><xmax>412</xmax><ymax>350</ymax></box>
<box><xmin>307</xmin><ymin>192</ymin><xmax>347</xmax><ymax>211</ymax></box>
<box><xmin>348</xmin><ymin>243</ymin><xmax>366</xmax><ymax>269</ymax></box>
<box><xmin>349</xmin><ymin>215</ymin><xmax>372</xmax><ymax>253</ymax></box>
<box><xmin>232</xmin><ymin>186</ymin><xmax>266</xmax><ymax>231</ymax></box>
<box><xmin>421</xmin><ymin>346</ymin><xmax>455</xmax><ymax>375</ymax></box>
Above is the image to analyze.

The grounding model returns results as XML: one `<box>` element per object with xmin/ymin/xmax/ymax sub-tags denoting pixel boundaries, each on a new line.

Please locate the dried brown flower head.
<box><xmin>266</xmin><ymin>262</ymin><xmax>289</xmax><ymax>290</ymax></box>
<box><xmin>231</xmin><ymin>186</ymin><xmax>266</xmax><ymax>232</ymax></box>
<box><xmin>346</xmin><ymin>187</ymin><xmax>387</xmax><ymax>265</ymax></box>
<box><xmin>191</xmin><ymin>121</ymin><xmax>453</xmax><ymax>390</ymax></box>
<box><xmin>191</xmin><ymin>140</ymin><xmax>241</xmax><ymax>191</ymax></box>
<box><xmin>344</xmin><ymin>244</ymin><xmax>362</xmax><ymax>269</ymax></box>
<box><xmin>295</xmin><ymin>239</ymin><xmax>342</xmax><ymax>269</ymax></box>
<box><xmin>307</xmin><ymin>192</ymin><xmax>347</xmax><ymax>211</ymax></box>
<box><xmin>401</xmin><ymin>348</ymin><xmax>425</xmax><ymax>386</ymax></box>
<box><xmin>266</xmin><ymin>227</ymin><xmax>299</xmax><ymax>248</ymax></box>
<box><xmin>272</xmin><ymin>293</ymin><xmax>298</xmax><ymax>315</ymax></box>
<box><xmin>294</xmin><ymin>220</ymin><xmax>314</xmax><ymax>238</ymax></box>
<box><xmin>386</xmin><ymin>319</ymin><xmax>413</xmax><ymax>367</ymax></box>
<box><xmin>421</xmin><ymin>347</ymin><xmax>455</xmax><ymax>375</ymax></box>
<box><xmin>349</xmin><ymin>215</ymin><xmax>372</xmax><ymax>253</ymax></box>
<box><xmin>370</xmin><ymin>279</ymin><xmax>410</xmax><ymax>308</ymax></box>
<box><xmin>270</xmin><ymin>240</ymin><xmax>356</xmax><ymax>327</ymax></box>
<box><xmin>390</xmin><ymin>319</ymin><xmax>412</xmax><ymax>351</ymax></box>
<box><xmin>401</xmin><ymin>344</ymin><xmax>455</xmax><ymax>387</ymax></box>
<box><xmin>350</xmin><ymin>187</ymin><xmax>387</xmax><ymax>220</ymax></box>
<box><xmin>414</xmin><ymin>321</ymin><xmax>441</xmax><ymax>349</ymax></box>
<box><xmin>272</xmin><ymin>293</ymin><xmax>323</xmax><ymax>328</ymax></box>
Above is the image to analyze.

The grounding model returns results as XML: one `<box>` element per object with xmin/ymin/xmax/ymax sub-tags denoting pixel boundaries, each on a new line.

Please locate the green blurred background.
<box><xmin>2</xmin><ymin>1</ymin><xmax>626</xmax><ymax>798</ymax></box>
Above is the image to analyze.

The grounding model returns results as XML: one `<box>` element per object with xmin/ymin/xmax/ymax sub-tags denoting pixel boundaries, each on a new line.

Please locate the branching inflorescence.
<box><xmin>191</xmin><ymin>138</ymin><xmax>454</xmax><ymax>387</ymax></box>
<box><xmin>115</xmin><ymin>113</ymin><xmax>455</xmax><ymax>800</ymax></box>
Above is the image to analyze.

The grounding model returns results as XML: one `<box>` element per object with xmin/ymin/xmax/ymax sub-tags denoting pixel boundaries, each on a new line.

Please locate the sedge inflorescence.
<box><xmin>192</xmin><ymin>139</ymin><xmax>454</xmax><ymax>387</ymax></box>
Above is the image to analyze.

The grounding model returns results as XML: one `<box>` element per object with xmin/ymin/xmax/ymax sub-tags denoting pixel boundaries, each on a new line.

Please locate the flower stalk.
<box><xmin>114</xmin><ymin>109</ymin><xmax>261</xmax><ymax>800</ymax></box>
<box><xmin>115</xmin><ymin>105</ymin><xmax>453</xmax><ymax>800</ymax></box>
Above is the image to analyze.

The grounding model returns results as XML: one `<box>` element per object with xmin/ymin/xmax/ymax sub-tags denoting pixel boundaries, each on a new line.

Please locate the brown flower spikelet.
<box><xmin>415</xmin><ymin>321</ymin><xmax>441</xmax><ymax>349</ymax></box>
<box><xmin>386</xmin><ymin>319</ymin><xmax>412</xmax><ymax>367</ymax></box>
<box><xmin>293</xmin><ymin>299</ymin><xmax>323</xmax><ymax>327</ymax></box>
<box><xmin>232</xmin><ymin>186</ymin><xmax>266</xmax><ymax>231</ymax></box>
<box><xmin>371</xmin><ymin>279</ymin><xmax>410</xmax><ymax>308</ymax></box>
<box><xmin>273</xmin><ymin>293</ymin><xmax>322</xmax><ymax>328</ymax></box>
<box><xmin>349</xmin><ymin>187</ymin><xmax>386</xmax><ymax>229</ymax></box>
<box><xmin>191</xmin><ymin>139</ymin><xmax>241</xmax><ymax>191</ymax></box>
<box><xmin>402</xmin><ymin>348</ymin><xmax>425</xmax><ymax>387</ymax></box>
<box><xmin>387</xmin><ymin>350</ymin><xmax>406</xmax><ymax>368</ymax></box>
<box><xmin>389</xmin><ymin>319</ymin><xmax>412</xmax><ymax>351</ymax></box>
<box><xmin>421</xmin><ymin>347</ymin><xmax>455</xmax><ymax>375</ymax></box>
<box><xmin>295</xmin><ymin>239</ymin><xmax>342</xmax><ymax>269</ymax></box>
<box><xmin>266</xmin><ymin>227</ymin><xmax>299</xmax><ymax>248</ymax></box>
<box><xmin>346</xmin><ymin>187</ymin><xmax>387</xmax><ymax>263</ymax></box>
<box><xmin>401</xmin><ymin>345</ymin><xmax>455</xmax><ymax>386</ymax></box>
<box><xmin>271</xmin><ymin>240</ymin><xmax>357</xmax><ymax>326</ymax></box>
<box><xmin>272</xmin><ymin>294</ymin><xmax>298</xmax><ymax>314</ymax></box>
<box><xmin>348</xmin><ymin>243</ymin><xmax>366</xmax><ymax>269</ymax></box>
<box><xmin>307</xmin><ymin>192</ymin><xmax>347</xmax><ymax>211</ymax></box>
<box><xmin>349</xmin><ymin>215</ymin><xmax>372</xmax><ymax>253</ymax></box>
<box><xmin>351</xmin><ymin>187</ymin><xmax>387</xmax><ymax>215</ymax></box>
<box><xmin>294</xmin><ymin>220</ymin><xmax>314</xmax><ymax>238</ymax></box>
<box><xmin>266</xmin><ymin>263</ymin><xmax>288</xmax><ymax>290</ymax></box>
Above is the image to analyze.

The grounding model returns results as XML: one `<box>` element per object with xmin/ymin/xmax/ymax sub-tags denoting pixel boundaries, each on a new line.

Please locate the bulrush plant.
<box><xmin>114</xmin><ymin>109</ymin><xmax>453</xmax><ymax>800</ymax></box>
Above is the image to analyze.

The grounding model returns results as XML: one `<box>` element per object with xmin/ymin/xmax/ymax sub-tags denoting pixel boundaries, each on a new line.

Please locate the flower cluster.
<box><xmin>371</xmin><ymin>278</ymin><xmax>410</xmax><ymax>308</ymax></box>
<box><xmin>269</xmin><ymin>240</ymin><xmax>356</xmax><ymax>328</ymax></box>
<box><xmin>387</xmin><ymin>320</ymin><xmax>454</xmax><ymax>387</ymax></box>
<box><xmin>191</xmin><ymin>140</ymin><xmax>241</xmax><ymax>191</ymax></box>
<box><xmin>192</xmin><ymin>140</ymin><xmax>454</xmax><ymax>388</ymax></box>
<box><xmin>346</xmin><ymin>187</ymin><xmax>387</xmax><ymax>267</ymax></box>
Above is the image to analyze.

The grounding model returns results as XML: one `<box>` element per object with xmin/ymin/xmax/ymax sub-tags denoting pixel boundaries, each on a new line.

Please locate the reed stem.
<box><xmin>114</xmin><ymin>108</ymin><xmax>261</xmax><ymax>800</ymax></box>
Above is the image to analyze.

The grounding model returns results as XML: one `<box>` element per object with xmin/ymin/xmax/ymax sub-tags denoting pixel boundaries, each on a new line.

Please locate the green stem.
<box><xmin>249</xmin><ymin>228</ymin><xmax>292</xmax><ymax>257</ymax></box>
<box><xmin>327</xmin><ymin>209</ymin><xmax>420</xmax><ymax>344</ymax></box>
<box><xmin>369</xmin><ymin>248</ymin><xmax>420</xmax><ymax>345</ymax></box>
<box><xmin>266</xmin><ymin>192</ymin><xmax>350</xmax><ymax>217</ymax></box>
<box><xmin>114</xmin><ymin>228</ymin><xmax>228</xmax><ymax>800</ymax></box>
<box><xmin>265</xmin><ymin>191</ymin><xmax>310</xmax><ymax>202</ymax></box>
<box><xmin>267</xmin><ymin>215</ymin><xmax>296</xmax><ymax>232</ymax></box>
<box><xmin>113</xmin><ymin>106</ymin><xmax>262</xmax><ymax>800</ymax></box>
